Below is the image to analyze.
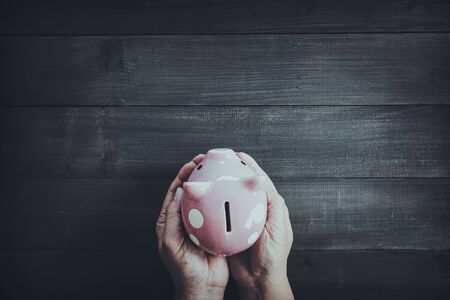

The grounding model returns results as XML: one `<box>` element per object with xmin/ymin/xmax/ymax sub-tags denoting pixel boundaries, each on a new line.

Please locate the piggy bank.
<box><xmin>180</xmin><ymin>148</ymin><xmax>267</xmax><ymax>256</ymax></box>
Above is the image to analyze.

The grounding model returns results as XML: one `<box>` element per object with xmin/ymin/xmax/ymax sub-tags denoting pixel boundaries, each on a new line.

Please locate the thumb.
<box><xmin>264</xmin><ymin>181</ymin><xmax>286</xmax><ymax>235</ymax></box>
<box><xmin>163</xmin><ymin>187</ymin><xmax>185</xmax><ymax>244</ymax></box>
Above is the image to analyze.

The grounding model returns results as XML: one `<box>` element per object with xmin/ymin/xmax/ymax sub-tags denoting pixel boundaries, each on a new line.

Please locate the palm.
<box><xmin>228</xmin><ymin>230</ymin><xmax>270</xmax><ymax>286</ymax></box>
<box><xmin>178</xmin><ymin>239</ymin><xmax>229</xmax><ymax>289</ymax></box>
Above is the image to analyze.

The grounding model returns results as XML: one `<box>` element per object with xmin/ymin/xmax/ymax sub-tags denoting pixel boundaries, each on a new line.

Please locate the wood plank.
<box><xmin>1</xmin><ymin>106</ymin><xmax>449</xmax><ymax>178</ymax></box>
<box><xmin>1</xmin><ymin>250</ymin><xmax>449</xmax><ymax>299</ymax></box>
<box><xmin>1</xmin><ymin>178</ymin><xmax>449</xmax><ymax>250</ymax></box>
<box><xmin>1</xmin><ymin>34</ymin><xmax>450</xmax><ymax>105</ymax></box>
<box><xmin>1</xmin><ymin>0</ymin><xmax>450</xmax><ymax>35</ymax></box>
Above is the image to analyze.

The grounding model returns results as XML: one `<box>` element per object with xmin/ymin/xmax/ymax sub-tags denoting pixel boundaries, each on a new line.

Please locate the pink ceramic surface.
<box><xmin>180</xmin><ymin>148</ymin><xmax>267</xmax><ymax>256</ymax></box>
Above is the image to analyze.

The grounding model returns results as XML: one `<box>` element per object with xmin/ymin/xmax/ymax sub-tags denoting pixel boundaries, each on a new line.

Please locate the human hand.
<box><xmin>156</xmin><ymin>154</ymin><xmax>229</xmax><ymax>300</ymax></box>
<box><xmin>228</xmin><ymin>152</ymin><xmax>294</xmax><ymax>300</ymax></box>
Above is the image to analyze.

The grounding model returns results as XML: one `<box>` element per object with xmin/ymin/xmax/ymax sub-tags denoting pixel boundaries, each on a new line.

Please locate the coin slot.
<box><xmin>224</xmin><ymin>201</ymin><xmax>231</xmax><ymax>232</ymax></box>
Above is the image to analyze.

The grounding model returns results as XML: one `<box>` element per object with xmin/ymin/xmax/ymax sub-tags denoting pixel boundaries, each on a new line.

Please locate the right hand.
<box><xmin>227</xmin><ymin>152</ymin><xmax>294</xmax><ymax>300</ymax></box>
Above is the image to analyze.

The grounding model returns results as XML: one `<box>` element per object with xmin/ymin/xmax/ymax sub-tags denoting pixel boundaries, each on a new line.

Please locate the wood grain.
<box><xmin>1</xmin><ymin>250</ymin><xmax>449</xmax><ymax>299</ymax></box>
<box><xmin>1</xmin><ymin>0</ymin><xmax>450</xmax><ymax>35</ymax></box>
<box><xmin>1</xmin><ymin>106</ymin><xmax>449</xmax><ymax>178</ymax></box>
<box><xmin>2</xmin><ymin>2</ymin><xmax>449</xmax><ymax>298</ymax></box>
<box><xmin>1</xmin><ymin>178</ymin><xmax>449</xmax><ymax>250</ymax></box>
<box><xmin>1</xmin><ymin>34</ymin><xmax>450</xmax><ymax>105</ymax></box>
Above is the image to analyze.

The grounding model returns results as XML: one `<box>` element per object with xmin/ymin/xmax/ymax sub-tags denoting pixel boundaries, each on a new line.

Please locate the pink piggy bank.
<box><xmin>180</xmin><ymin>148</ymin><xmax>268</xmax><ymax>256</ymax></box>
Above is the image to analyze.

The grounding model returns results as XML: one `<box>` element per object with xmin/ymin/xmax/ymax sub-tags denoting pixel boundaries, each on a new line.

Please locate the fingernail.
<box><xmin>174</xmin><ymin>187</ymin><xmax>183</xmax><ymax>201</ymax></box>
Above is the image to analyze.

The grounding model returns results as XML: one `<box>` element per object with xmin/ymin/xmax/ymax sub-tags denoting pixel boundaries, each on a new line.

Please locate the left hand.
<box><xmin>156</xmin><ymin>154</ymin><xmax>229</xmax><ymax>300</ymax></box>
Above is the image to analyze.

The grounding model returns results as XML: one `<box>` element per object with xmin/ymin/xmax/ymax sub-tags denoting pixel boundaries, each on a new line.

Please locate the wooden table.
<box><xmin>1</xmin><ymin>1</ymin><xmax>449</xmax><ymax>299</ymax></box>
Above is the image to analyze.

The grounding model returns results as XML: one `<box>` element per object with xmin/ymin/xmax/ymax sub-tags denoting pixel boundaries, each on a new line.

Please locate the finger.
<box><xmin>163</xmin><ymin>187</ymin><xmax>184</xmax><ymax>241</ymax></box>
<box><xmin>158</xmin><ymin>187</ymin><xmax>184</xmax><ymax>250</ymax></box>
<box><xmin>159</xmin><ymin>154</ymin><xmax>204</xmax><ymax>220</ymax></box>
<box><xmin>227</xmin><ymin>251</ymin><xmax>250</xmax><ymax>280</ymax></box>
<box><xmin>265</xmin><ymin>190</ymin><xmax>286</xmax><ymax>234</ymax></box>
<box><xmin>237</xmin><ymin>152</ymin><xmax>277</xmax><ymax>194</ymax></box>
<box><xmin>167</xmin><ymin>153</ymin><xmax>205</xmax><ymax>194</ymax></box>
<box><xmin>283</xmin><ymin>203</ymin><xmax>294</xmax><ymax>242</ymax></box>
<box><xmin>156</xmin><ymin>154</ymin><xmax>204</xmax><ymax>245</ymax></box>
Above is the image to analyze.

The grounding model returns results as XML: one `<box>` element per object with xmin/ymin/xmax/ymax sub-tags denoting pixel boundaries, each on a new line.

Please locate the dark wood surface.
<box><xmin>1</xmin><ymin>0</ymin><xmax>450</xmax><ymax>35</ymax></box>
<box><xmin>1</xmin><ymin>1</ymin><xmax>449</xmax><ymax>300</ymax></box>
<box><xmin>2</xmin><ymin>34</ymin><xmax>450</xmax><ymax>105</ymax></box>
<box><xmin>1</xmin><ymin>107</ymin><xmax>449</xmax><ymax>178</ymax></box>
<box><xmin>1</xmin><ymin>178</ymin><xmax>449</xmax><ymax>250</ymax></box>
<box><xmin>1</xmin><ymin>250</ymin><xmax>449</xmax><ymax>300</ymax></box>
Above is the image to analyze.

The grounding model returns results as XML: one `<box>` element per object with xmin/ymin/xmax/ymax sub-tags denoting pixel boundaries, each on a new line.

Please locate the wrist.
<box><xmin>175</xmin><ymin>286</ymin><xmax>225</xmax><ymax>300</ymax></box>
<box><xmin>237</xmin><ymin>274</ymin><xmax>293</xmax><ymax>300</ymax></box>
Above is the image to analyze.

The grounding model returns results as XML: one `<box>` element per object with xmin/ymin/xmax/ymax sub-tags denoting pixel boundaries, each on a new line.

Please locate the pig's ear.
<box><xmin>183</xmin><ymin>181</ymin><xmax>212</xmax><ymax>199</ymax></box>
<box><xmin>242</xmin><ymin>175</ymin><xmax>267</xmax><ymax>190</ymax></box>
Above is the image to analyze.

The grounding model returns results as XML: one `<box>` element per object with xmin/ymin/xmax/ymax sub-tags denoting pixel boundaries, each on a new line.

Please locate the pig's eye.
<box><xmin>241</xmin><ymin>161</ymin><xmax>247</xmax><ymax>165</ymax></box>
<box><xmin>197</xmin><ymin>164</ymin><xmax>203</xmax><ymax>170</ymax></box>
